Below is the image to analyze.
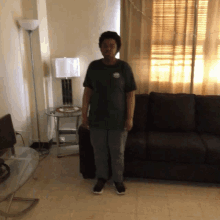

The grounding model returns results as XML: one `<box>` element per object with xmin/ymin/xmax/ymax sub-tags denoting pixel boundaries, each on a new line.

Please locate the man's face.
<box><xmin>100</xmin><ymin>38</ymin><xmax>118</xmax><ymax>58</ymax></box>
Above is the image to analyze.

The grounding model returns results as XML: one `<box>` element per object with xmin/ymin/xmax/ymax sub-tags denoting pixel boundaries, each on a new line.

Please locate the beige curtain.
<box><xmin>120</xmin><ymin>0</ymin><xmax>220</xmax><ymax>95</ymax></box>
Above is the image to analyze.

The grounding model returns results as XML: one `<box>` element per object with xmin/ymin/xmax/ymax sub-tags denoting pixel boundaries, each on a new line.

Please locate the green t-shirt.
<box><xmin>83</xmin><ymin>59</ymin><xmax>137</xmax><ymax>130</ymax></box>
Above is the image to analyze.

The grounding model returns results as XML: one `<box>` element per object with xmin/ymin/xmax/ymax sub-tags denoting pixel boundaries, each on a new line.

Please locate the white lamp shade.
<box><xmin>18</xmin><ymin>19</ymin><xmax>39</xmax><ymax>31</ymax></box>
<box><xmin>53</xmin><ymin>57</ymin><xmax>80</xmax><ymax>78</ymax></box>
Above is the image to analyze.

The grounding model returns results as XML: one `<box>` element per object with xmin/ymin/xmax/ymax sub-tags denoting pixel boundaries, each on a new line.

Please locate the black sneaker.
<box><xmin>93</xmin><ymin>178</ymin><xmax>106</xmax><ymax>194</ymax></box>
<box><xmin>114</xmin><ymin>182</ymin><xmax>126</xmax><ymax>195</ymax></box>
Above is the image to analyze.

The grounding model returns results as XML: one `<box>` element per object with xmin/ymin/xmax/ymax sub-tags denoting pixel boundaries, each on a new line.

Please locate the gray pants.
<box><xmin>90</xmin><ymin>127</ymin><xmax>128</xmax><ymax>182</ymax></box>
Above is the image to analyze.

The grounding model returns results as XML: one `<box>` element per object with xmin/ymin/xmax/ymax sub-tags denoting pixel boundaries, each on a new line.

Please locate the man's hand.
<box><xmin>82</xmin><ymin>117</ymin><xmax>90</xmax><ymax>130</ymax></box>
<box><xmin>124</xmin><ymin>118</ymin><xmax>133</xmax><ymax>131</ymax></box>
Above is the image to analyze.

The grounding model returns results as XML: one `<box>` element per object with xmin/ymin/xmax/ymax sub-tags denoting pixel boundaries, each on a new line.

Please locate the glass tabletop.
<box><xmin>45</xmin><ymin>106</ymin><xmax>82</xmax><ymax>118</ymax></box>
<box><xmin>0</xmin><ymin>147</ymin><xmax>39</xmax><ymax>203</ymax></box>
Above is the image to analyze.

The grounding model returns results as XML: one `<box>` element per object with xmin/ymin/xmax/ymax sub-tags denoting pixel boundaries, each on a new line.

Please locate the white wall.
<box><xmin>0</xmin><ymin>0</ymin><xmax>32</xmax><ymax>147</ymax></box>
<box><xmin>46</xmin><ymin>0</ymin><xmax>120</xmax><ymax>132</ymax></box>
<box><xmin>0</xmin><ymin>0</ymin><xmax>121</xmax><ymax>147</ymax></box>
<box><xmin>46</xmin><ymin>0</ymin><xmax>120</xmax><ymax>107</ymax></box>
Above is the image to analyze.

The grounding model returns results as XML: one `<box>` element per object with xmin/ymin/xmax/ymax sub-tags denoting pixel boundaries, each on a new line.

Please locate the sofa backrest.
<box><xmin>131</xmin><ymin>94</ymin><xmax>149</xmax><ymax>132</ymax></box>
<box><xmin>147</xmin><ymin>92</ymin><xmax>196</xmax><ymax>132</ymax></box>
<box><xmin>195</xmin><ymin>95</ymin><xmax>220</xmax><ymax>135</ymax></box>
<box><xmin>132</xmin><ymin>92</ymin><xmax>220</xmax><ymax>134</ymax></box>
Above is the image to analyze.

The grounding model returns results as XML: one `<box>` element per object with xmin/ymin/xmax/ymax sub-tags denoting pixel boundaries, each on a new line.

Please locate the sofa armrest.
<box><xmin>78</xmin><ymin>125</ymin><xmax>96</xmax><ymax>179</ymax></box>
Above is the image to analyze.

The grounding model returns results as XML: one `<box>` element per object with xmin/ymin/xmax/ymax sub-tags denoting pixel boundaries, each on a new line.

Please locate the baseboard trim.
<box><xmin>30</xmin><ymin>139</ymin><xmax>53</xmax><ymax>150</ymax></box>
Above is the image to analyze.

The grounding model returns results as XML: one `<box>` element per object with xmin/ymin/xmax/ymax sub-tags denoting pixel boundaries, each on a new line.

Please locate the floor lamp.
<box><xmin>18</xmin><ymin>19</ymin><xmax>48</xmax><ymax>156</ymax></box>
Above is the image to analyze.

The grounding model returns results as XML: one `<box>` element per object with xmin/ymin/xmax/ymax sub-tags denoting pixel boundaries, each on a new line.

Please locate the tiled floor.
<box><xmin>1</xmin><ymin>145</ymin><xmax>220</xmax><ymax>220</ymax></box>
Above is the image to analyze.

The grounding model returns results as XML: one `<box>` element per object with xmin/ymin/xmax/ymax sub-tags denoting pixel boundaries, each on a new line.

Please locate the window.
<box><xmin>150</xmin><ymin>0</ymin><xmax>214</xmax><ymax>84</ymax></box>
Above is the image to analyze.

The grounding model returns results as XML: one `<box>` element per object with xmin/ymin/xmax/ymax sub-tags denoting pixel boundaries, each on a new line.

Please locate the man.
<box><xmin>82</xmin><ymin>31</ymin><xmax>136</xmax><ymax>195</ymax></box>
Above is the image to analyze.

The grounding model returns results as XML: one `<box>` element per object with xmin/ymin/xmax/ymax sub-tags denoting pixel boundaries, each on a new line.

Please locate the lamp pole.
<box><xmin>18</xmin><ymin>19</ymin><xmax>49</xmax><ymax>158</ymax></box>
<box><xmin>27</xmin><ymin>30</ymin><xmax>41</xmax><ymax>150</ymax></box>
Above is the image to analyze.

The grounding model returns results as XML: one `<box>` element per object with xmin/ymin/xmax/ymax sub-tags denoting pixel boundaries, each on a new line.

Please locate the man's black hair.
<box><xmin>99</xmin><ymin>31</ymin><xmax>121</xmax><ymax>54</ymax></box>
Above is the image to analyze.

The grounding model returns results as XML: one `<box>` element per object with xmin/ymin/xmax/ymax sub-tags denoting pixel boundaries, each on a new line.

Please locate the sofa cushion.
<box><xmin>149</xmin><ymin>92</ymin><xmax>196</xmax><ymax>132</ymax></box>
<box><xmin>195</xmin><ymin>95</ymin><xmax>220</xmax><ymax>135</ymax></box>
<box><xmin>199</xmin><ymin>133</ymin><xmax>220</xmax><ymax>165</ymax></box>
<box><xmin>147</xmin><ymin>131</ymin><xmax>206</xmax><ymax>163</ymax></box>
<box><xmin>125</xmin><ymin>131</ymin><xmax>148</xmax><ymax>161</ymax></box>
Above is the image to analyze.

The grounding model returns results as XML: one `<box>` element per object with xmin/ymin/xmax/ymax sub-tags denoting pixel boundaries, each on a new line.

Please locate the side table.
<box><xmin>45</xmin><ymin>106</ymin><xmax>82</xmax><ymax>158</ymax></box>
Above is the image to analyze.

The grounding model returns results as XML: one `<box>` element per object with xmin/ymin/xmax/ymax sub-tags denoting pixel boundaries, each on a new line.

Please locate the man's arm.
<box><xmin>82</xmin><ymin>87</ymin><xmax>93</xmax><ymax>119</ymax></box>
<box><xmin>126</xmin><ymin>90</ymin><xmax>136</xmax><ymax>120</ymax></box>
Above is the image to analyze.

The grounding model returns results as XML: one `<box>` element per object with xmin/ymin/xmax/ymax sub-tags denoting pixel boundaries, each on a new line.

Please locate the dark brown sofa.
<box><xmin>79</xmin><ymin>92</ymin><xmax>220</xmax><ymax>183</ymax></box>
